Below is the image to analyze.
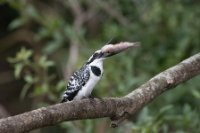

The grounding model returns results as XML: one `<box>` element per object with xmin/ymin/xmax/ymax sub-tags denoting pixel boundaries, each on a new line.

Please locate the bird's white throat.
<box><xmin>89</xmin><ymin>58</ymin><xmax>104</xmax><ymax>72</ymax></box>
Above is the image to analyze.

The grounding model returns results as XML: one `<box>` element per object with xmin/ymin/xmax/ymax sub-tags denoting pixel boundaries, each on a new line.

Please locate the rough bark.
<box><xmin>0</xmin><ymin>53</ymin><xmax>200</xmax><ymax>133</ymax></box>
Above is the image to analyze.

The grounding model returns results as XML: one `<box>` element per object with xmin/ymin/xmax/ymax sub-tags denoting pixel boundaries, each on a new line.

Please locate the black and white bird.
<box><xmin>61</xmin><ymin>42</ymin><xmax>139</xmax><ymax>102</ymax></box>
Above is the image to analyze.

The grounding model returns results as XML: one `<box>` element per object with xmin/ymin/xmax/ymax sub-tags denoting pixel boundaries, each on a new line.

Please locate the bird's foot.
<box><xmin>60</xmin><ymin>97</ymin><xmax>69</xmax><ymax>103</ymax></box>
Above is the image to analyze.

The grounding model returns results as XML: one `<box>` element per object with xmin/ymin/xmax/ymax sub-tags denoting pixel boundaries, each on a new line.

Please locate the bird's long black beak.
<box><xmin>101</xmin><ymin>42</ymin><xmax>140</xmax><ymax>58</ymax></box>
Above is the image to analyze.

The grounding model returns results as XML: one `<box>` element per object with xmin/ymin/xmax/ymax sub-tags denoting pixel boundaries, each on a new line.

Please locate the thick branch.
<box><xmin>0</xmin><ymin>53</ymin><xmax>200</xmax><ymax>133</ymax></box>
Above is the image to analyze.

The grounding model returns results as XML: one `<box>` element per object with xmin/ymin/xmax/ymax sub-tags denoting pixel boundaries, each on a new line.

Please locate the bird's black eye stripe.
<box><xmin>87</xmin><ymin>52</ymin><xmax>103</xmax><ymax>64</ymax></box>
<box><xmin>99</xmin><ymin>52</ymin><xmax>104</xmax><ymax>57</ymax></box>
<box><xmin>93</xmin><ymin>53</ymin><xmax>99</xmax><ymax>58</ymax></box>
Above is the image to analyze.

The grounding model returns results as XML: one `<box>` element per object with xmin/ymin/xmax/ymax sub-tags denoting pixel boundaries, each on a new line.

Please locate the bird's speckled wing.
<box><xmin>61</xmin><ymin>65</ymin><xmax>90</xmax><ymax>102</ymax></box>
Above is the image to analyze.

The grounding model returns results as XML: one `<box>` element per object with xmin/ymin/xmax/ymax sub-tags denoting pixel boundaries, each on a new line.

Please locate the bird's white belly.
<box><xmin>74</xmin><ymin>74</ymin><xmax>101</xmax><ymax>100</ymax></box>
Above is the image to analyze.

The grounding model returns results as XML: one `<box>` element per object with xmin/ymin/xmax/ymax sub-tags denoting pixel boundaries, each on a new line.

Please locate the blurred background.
<box><xmin>0</xmin><ymin>0</ymin><xmax>200</xmax><ymax>133</ymax></box>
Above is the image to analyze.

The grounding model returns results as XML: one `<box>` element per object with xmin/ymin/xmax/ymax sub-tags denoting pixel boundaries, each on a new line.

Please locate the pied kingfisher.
<box><xmin>61</xmin><ymin>42</ymin><xmax>139</xmax><ymax>102</ymax></box>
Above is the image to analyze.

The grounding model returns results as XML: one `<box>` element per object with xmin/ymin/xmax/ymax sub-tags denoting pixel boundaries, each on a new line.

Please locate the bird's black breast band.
<box><xmin>91</xmin><ymin>66</ymin><xmax>101</xmax><ymax>76</ymax></box>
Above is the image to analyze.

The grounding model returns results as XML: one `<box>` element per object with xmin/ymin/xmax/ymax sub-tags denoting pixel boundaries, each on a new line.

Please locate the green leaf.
<box><xmin>7</xmin><ymin>57</ymin><xmax>17</xmax><ymax>63</ymax></box>
<box><xmin>14</xmin><ymin>63</ymin><xmax>23</xmax><ymax>78</ymax></box>
<box><xmin>45</xmin><ymin>61</ymin><xmax>55</xmax><ymax>67</ymax></box>
<box><xmin>9</xmin><ymin>18</ymin><xmax>24</xmax><ymax>30</ymax></box>
<box><xmin>7</xmin><ymin>47</ymin><xmax>32</xmax><ymax>64</ymax></box>
<box><xmin>159</xmin><ymin>105</ymin><xmax>173</xmax><ymax>114</ymax></box>
<box><xmin>20</xmin><ymin>83</ymin><xmax>31</xmax><ymax>100</ymax></box>
<box><xmin>39</xmin><ymin>56</ymin><xmax>54</xmax><ymax>68</ymax></box>
<box><xmin>43</xmin><ymin>42</ymin><xmax>62</xmax><ymax>54</ymax></box>
<box><xmin>191</xmin><ymin>89</ymin><xmax>200</xmax><ymax>99</ymax></box>
<box><xmin>38</xmin><ymin>56</ymin><xmax>47</xmax><ymax>68</ymax></box>
<box><xmin>24</xmin><ymin>75</ymin><xmax>34</xmax><ymax>83</ymax></box>
<box><xmin>26</xmin><ymin>5</ymin><xmax>40</xmax><ymax>20</ymax></box>
<box><xmin>16</xmin><ymin>47</ymin><xmax>33</xmax><ymax>61</ymax></box>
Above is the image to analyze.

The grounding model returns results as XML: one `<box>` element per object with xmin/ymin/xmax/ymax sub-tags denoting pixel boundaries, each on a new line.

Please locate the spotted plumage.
<box><xmin>61</xmin><ymin>65</ymin><xmax>90</xmax><ymax>102</ymax></box>
<box><xmin>60</xmin><ymin>42</ymin><xmax>139</xmax><ymax>102</ymax></box>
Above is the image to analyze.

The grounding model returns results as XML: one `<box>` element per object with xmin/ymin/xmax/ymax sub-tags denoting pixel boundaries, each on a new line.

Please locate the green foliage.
<box><xmin>8</xmin><ymin>47</ymin><xmax>63</xmax><ymax>102</ymax></box>
<box><xmin>133</xmin><ymin>104</ymin><xmax>200</xmax><ymax>133</ymax></box>
<box><xmin>4</xmin><ymin>0</ymin><xmax>200</xmax><ymax>132</ymax></box>
<box><xmin>8</xmin><ymin>47</ymin><xmax>33</xmax><ymax>78</ymax></box>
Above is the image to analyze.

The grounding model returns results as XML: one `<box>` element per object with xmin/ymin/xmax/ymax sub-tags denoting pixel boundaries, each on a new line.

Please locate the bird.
<box><xmin>61</xmin><ymin>42</ymin><xmax>139</xmax><ymax>102</ymax></box>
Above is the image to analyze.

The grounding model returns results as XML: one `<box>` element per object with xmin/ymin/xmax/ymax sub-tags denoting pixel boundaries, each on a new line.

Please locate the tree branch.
<box><xmin>0</xmin><ymin>53</ymin><xmax>200</xmax><ymax>133</ymax></box>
